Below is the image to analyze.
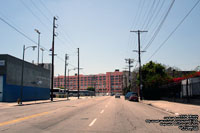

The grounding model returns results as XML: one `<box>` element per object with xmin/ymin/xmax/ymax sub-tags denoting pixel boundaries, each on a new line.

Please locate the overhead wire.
<box><xmin>36</xmin><ymin>0</ymin><xmax>79</xmax><ymax>49</ymax></box>
<box><xmin>140</xmin><ymin>0</ymin><xmax>156</xmax><ymax>30</ymax></box>
<box><xmin>0</xmin><ymin>11</ymin><xmax>24</xmax><ymax>34</ymax></box>
<box><xmin>127</xmin><ymin>0</ymin><xmax>143</xmax><ymax>58</ymax></box>
<box><xmin>142</xmin><ymin>0</ymin><xmax>165</xmax><ymax>45</ymax></box>
<box><xmin>30</xmin><ymin>0</ymin><xmax>52</xmax><ymax>23</ymax></box>
<box><xmin>0</xmin><ymin>16</ymin><xmax>37</xmax><ymax>45</ymax></box>
<box><xmin>0</xmin><ymin>10</ymin><xmax>67</xmax><ymax>65</ymax></box>
<box><xmin>130</xmin><ymin>0</ymin><xmax>143</xmax><ymax>30</ymax></box>
<box><xmin>139</xmin><ymin>0</ymin><xmax>157</xmax><ymax>48</ymax></box>
<box><xmin>142</xmin><ymin>0</ymin><xmax>160</xmax><ymax>30</ymax></box>
<box><xmin>32</xmin><ymin>0</ymin><xmax>86</xmax><ymax>75</ymax></box>
<box><xmin>128</xmin><ymin>0</ymin><xmax>146</xmax><ymax>63</ymax></box>
<box><xmin>147</xmin><ymin>0</ymin><xmax>200</xmax><ymax>62</ymax></box>
<box><xmin>38</xmin><ymin>0</ymin><xmax>54</xmax><ymax>17</ymax></box>
<box><xmin>143</xmin><ymin>0</ymin><xmax>175</xmax><ymax>51</ymax></box>
<box><xmin>134</xmin><ymin>0</ymin><xmax>145</xmax><ymax>29</ymax></box>
<box><xmin>131</xmin><ymin>0</ymin><xmax>163</xmax><ymax>70</ymax></box>
<box><xmin>129</xmin><ymin>0</ymin><xmax>150</xmax><ymax>69</ymax></box>
<box><xmin>20</xmin><ymin>0</ymin><xmax>51</xmax><ymax>31</ymax></box>
<box><xmin>146</xmin><ymin>0</ymin><xmax>166</xmax><ymax>31</ymax></box>
<box><xmin>21</xmin><ymin>0</ymin><xmax>76</xmax><ymax>55</ymax></box>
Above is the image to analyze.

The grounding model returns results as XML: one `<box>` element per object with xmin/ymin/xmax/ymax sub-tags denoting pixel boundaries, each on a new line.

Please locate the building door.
<box><xmin>0</xmin><ymin>76</ymin><xmax>3</xmax><ymax>101</ymax></box>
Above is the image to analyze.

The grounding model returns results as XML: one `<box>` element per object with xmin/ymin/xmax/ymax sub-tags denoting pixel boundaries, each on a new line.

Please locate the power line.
<box><xmin>0</xmin><ymin>15</ymin><xmax>53</xmax><ymax>56</ymax></box>
<box><xmin>142</xmin><ymin>0</ymin><xmax>165</xmax><ymax>45</ymax></box>
<box><xmin>146</xmin><ymin>0</ymin><xmax>165</xmax><ymax>31</ymax></box>
<box><xmin>147</xmin><ymin>0</ymin><xmax>200</xmax><ymax>62</ymax></box>
<box><xmin>38</xmin><ymin>0</ymin><xmax>54</xmax><ymax>17</ymax></box>
<box><xmin>139</xmin><ymin>0</ymin><xmax>159</xmax><ymax>47</ymax></box>
<box><xmin>23</xmin><ymin>0</ymin><xmax>76</xmax><ymax>53</ymax></box>
<box><xmin>134</xmin><ymin>0</ymin><xmax>146</xmax><ymax>29</ymax></box>
<box><xmin>140</xmin><ymin>0</ymin><xmax>156</xmax><ymax>30</ymax></box>
<box><xmin>130</xmin><ymin>0</ymin><xmax>143</xmax><ymax>30</ymax></box>
<box><xmin>68</xmin><ymin>63</ymin><xmax>77</xmax><ymax>68</ymax></box>
<box><xmin>128</xmin><ymin>0</ymin><xmax>145</xmax><ymax>58</ymax></box>
<box><xmin>142</xmin><ymin>0</ymin><xmax>158</xmax><ymax>30</ymax></box>
<box><xmin>143</xmin><ymin>0</ymin><xmax>175</xmax><ymax>51</ymax></box>
<box><xmin>20</xmin><ymin>0</ymin><xmax>51</xmax><ymax>31</ymax></box>
<box><xmin>30</xmin><ymin>0</ymin><xmax>52</xmax><ymax>23</ymax></box>
<box><xmin>36</xmin><ymin>0</ymin><xmax>79</xmax><ymax>49</ymax></box>
<box><xmin>20</xmin><ymin>0</ymin><xmax>70</xmax><ymax>55</ymax></box>
<box><xmin>0</xmin><ymin>11</ymin><xmax>25</xmax><ymax>34</ymax></box>
<box><xmin>0</xmin><ymin>16</ymin><xmax>37</xmax><ymax>45</ymax></box>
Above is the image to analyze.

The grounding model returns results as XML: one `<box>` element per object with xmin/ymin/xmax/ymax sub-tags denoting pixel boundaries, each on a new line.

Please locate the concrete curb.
<box><xmin>140</xmin><ymin>101</ymin><xmax>178</xmax><ymax>115</ymax></box>
<box><xmin>0</xmin><ymin>96</ymin><xmax>93</xmax><ymax>107</ymax></box>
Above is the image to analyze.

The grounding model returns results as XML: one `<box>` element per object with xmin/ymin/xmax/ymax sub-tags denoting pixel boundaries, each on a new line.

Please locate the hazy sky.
<box><xmin>0</xmin><ymin>0</ymin><xmax>200</xmax><ymax>76</ymax></box>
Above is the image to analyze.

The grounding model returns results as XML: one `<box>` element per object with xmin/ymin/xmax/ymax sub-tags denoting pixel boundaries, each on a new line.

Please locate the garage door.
<box><xmin>0</xmin><ymin>76</ymin><xmax>3</xmax><ymax>101</ymax></box>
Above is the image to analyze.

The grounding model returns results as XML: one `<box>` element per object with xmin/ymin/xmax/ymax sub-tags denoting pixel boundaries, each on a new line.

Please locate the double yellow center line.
<box><xmin>0</xmin><ymin>111</ymin><xmax>49</xmax><ymax>126</ymax></box>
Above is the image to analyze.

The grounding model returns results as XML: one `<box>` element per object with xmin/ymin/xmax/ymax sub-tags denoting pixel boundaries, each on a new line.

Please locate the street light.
<box><xmin>19</xmin><ymin>45</ymin><xmax>37</xmax><ymax>105</ymax></box>
<box><xmin>34</xmin><ymin>29</ymin><xmax>41</xmax><ymax>65</ymax></box>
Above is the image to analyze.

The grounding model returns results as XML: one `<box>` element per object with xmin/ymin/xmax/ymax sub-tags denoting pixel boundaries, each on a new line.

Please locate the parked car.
<box><xmin>110</xmin><ymin>93</ymin><xmax>115</xmax><ymax>96</ymax></box>
<box><xmin>129</xmin><ymin>93</ymin><xmax>139</xmax><ymax>102</ymax></box>
<box><xmin>115</xmin><ymin>93</ymin><xmax>120</xmax><ymax>98</ymax></box>
<box><xmin>125</xmin><ymin>92</ymin><xmax>137</xmax><ymax>100</ymax></box>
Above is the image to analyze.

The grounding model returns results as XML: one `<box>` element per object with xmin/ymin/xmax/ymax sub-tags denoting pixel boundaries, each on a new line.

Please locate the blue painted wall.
<box><xmin>2</xmin><ymin>75</ymin><xmax>50</xmax><ymax>102</ymax></box>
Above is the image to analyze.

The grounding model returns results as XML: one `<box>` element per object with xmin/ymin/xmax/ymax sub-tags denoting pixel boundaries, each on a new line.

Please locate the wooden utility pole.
<box><xmin>64</xmin><ymin>54</ymin><xmax>68</xmax><ymax>97</ymax></box>
<box><xmin>77</xmin><ymin>48</ymin><xmax>80</xmax><ymax>99</ymax></box>
<box><xmin>125</xmin><ymin>59</ymin><xmax>134</xmax><ymax>92</ymax></box>
<box><xmin>51</xmin><ymin>16</ymin><xmax>57</xmax><ymax>102</ymax></box>
<box><xmin>131</xmin><ymin>30</ymin><xmax>147</xmax><ymax>100</ymax></box>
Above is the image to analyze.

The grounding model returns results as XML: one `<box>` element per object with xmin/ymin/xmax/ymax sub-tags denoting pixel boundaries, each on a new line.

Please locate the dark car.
<box><xmin>115</xmin><ymin>93</ymin><xmax>120</xmax><ymax>98</ymax></box>
<box><xmin>125</xmin><ymin>92</ymin><xmax>137</xmax><ymax>100</ymax></box>
<box><xmin>129</xmin><ymin>93</ymin><xmax>139</xmax><ymax>102</ymax></box>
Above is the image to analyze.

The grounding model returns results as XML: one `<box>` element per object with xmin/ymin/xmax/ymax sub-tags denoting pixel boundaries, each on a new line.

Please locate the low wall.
<box><xmin>3</xmin><ymin>75</ymin><xmax>50</xmax><ymax>102</ymax></box>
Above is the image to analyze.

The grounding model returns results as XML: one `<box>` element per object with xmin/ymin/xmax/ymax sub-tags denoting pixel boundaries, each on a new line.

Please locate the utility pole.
<box><xmin>57</xmin><ymin>74</ymin><xmax>60</xmax><ymax>87</ymax></box>
<box><xmin>67</xmin><ymin>69</ymin><xmax>70</xmax><ymax>99</ymax></box>
<box><xmin>131</xmin><ymin>30</ymin><xmax>147</xmax><ymax>100</ymax></box>
<box><xmin>186</xmin><ymin>78</ymin><xmax>190</xmax><ymax>103</ymax></box>
<box><xmin>51</xmin><ymin>16</ymin><xmax>58</xmax><ymax>102</ymax></box>
<box><xmin>77</xmin><ymin>48</ymin><xmax>80</xmax><ymax>99</ymax></box>
<box><xmin>64</xmin><ymin>54</ymin><xmax>68</xmax><ymax>98</ymax></box>
<box><xmin>125</xmin><ymin>59</ymin><xmax>134</xmax><ymax>92</ymax></box>
<box><xmin>40</xmin><ymin>48</ymin><xmax>44</xmax><ymax>64</ymax></box>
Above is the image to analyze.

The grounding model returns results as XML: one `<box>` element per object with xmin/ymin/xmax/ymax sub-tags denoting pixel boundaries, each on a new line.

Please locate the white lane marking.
<box><xmin>100</xmin><ymin>110</ymin><xmax>104</xmax><ymax>114</ymax></box>
<box><xmin>89</xmin><ymin>118</ymin><xmax>97</xmax><ymax>127</ymax></box>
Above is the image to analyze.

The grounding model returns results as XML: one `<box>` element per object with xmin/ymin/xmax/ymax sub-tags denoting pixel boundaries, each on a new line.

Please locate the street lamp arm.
<box><xmin>25</xmin><ymin>46</ymin><xmax>37</xmax><ymax>50</ymax></box>
<box><xmin>34</xmin><ymin>29</ymin><xmax>41</xmax><ymax>34</ymax></box>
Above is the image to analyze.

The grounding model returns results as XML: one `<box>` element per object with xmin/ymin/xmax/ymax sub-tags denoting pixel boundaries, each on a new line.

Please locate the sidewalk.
<box><xmin>141</xmin><ymin>100</ymin><xmax>200</xmax><ymax>116</ymax></box>
<box><xmin>0</xmin><ymin>96</ymin><xmax>92</xmax><ymax>108</ymax></box>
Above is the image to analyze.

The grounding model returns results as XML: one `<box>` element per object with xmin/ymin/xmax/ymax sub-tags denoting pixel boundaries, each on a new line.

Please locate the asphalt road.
<box><xmin>0</xmin><ymin>96</ymin><xmax>197</xmax><ymax>133</ymax></box>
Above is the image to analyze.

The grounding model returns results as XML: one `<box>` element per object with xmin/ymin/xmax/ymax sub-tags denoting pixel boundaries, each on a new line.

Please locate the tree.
<box><xmin>87</xmin><ymin>87</ymin><xmax>95</xmax><ymax>92</ymax></box>
<box><xmin>140</xmin><ymin>61</ymin><xmax>172</xmax><ymax>99</ymax></box>
<box><xmin>59</xmin><ymin>87</ymin><xmax>64</xmax><ymax>89</ymax></box>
